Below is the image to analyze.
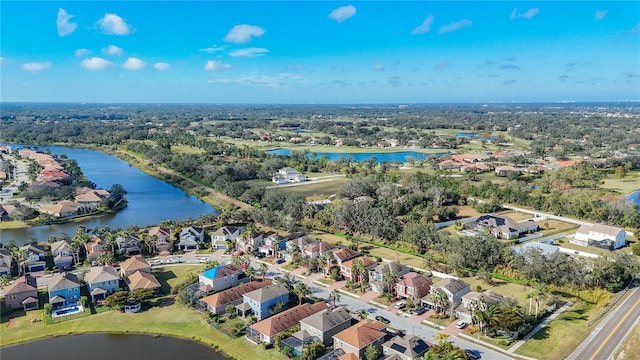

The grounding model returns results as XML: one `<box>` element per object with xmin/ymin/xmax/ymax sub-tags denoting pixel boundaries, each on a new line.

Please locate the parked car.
<box><xmin>456</xmin><ymin>320</ymin><xmax>467</xmax><ymax>329</ymax></box>
<box><xmin>275</xmin><ymin>258</ymin><xmax>285</xmax><ymax>264</ymax></box>
<box><xmin>465</xmin><ymin>349</ymin><xmax>481</xmax><ymax>359</ymax></box>
<box><xmin>394</xmin><ymin>300</ymin><xmax>406</xmax><ymax>309</ymax></box>
<box><xmin>255</xmin><ymin>252</ymin><xmax>266</xmax><ymax>258</ymax></box>
<box><xmin>149</xmin><ymin>259</ymin><xmax>160</xmax><ymax>265</ymax></box>
<box><xmin>375</xmin><ymin>315</ymin><xmax>390</xmax><ymax>324</ymax></box>
<box><xmin>413</xmin><ymin>306</ymin><xmax>427</xmax><ymax>315</ymax></box>
<box><xmin>198</xmin><ymin>257</ymin><xmax>208</xmax><ymax>263</ymax></box>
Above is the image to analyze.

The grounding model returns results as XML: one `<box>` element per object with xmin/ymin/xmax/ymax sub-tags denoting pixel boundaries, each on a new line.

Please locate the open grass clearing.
<box><xmin>275</xmin><ymin>177</ymin><xmax>349</xmax><ymax>198</ymax></box>
<box><xmin>218</xmin><ymin>138</ymin><xmax>443</xmax><ymax>154</ymax></box>
<box><xmin>170</xmin><ymin>145</ymin><xmax>205</xmax><ymax>154</ymax></box>
<box><xmin>515</xmin><ymin>300</ymin><xmax>606</xmax><ymax>360</ymax></box>
<box><xmin>153</xmin><ymin>264</ymin><xmax>205</xmax><ymax>293</ymax></box>
<box><xmin>600</xmin><ymin>175</ymin><xmax>640</xmax><ymax>195</ymax></box>
<box><xmin>496</xmin><ymin>211</ymin><xmax>536</xmax><ymax>222</ymax></box>
<box><xmin>0</xmin><ymin>220</ymin><xmax>28</xmax><ymax>229</ymax></box>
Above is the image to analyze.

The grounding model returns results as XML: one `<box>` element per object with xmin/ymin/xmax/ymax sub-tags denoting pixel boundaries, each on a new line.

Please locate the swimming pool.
<box><xmin>52</xmin><ymin>305</ymin><xmax>84</xmax><ymax>318</ymax></box>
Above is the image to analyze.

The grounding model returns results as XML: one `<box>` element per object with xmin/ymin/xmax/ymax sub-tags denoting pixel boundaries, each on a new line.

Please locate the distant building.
<box><xmin>272</xmin><ymin>167</ymin><xmax>306</xmax><ymax>184</ymax></box>
<box><xmin>572</xmin><ymin>223</ymin><xmax>626</xmax><ymax>250</ymax></box>
<box><xmin>464</xmin><ymin>214</ymin><xmax>538</xmax><ymax>240</ymax></box>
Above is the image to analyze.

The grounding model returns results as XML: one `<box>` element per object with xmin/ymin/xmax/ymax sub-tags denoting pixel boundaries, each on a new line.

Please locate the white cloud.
<box><xmin>123</xmin><ymin>57</ymin><xmax>145</xmax><ymax>70</ymax></box>
<box><xmin>154</xmin><ymin>62</ymin><xmax>170</xmax><ymax>71</ymax></box>
<box><xmin>510</xmin><ymin>8</ymin><xmax>540</xmax><ymax>20</ymax></box>
<box><xmin>81</xmin><ymin>57</ymin><xmax>114</xmax><ymax>70</ymax></box>
<box><xmin>208</xmin><ymin>73</ymin><xmax>302</xmax><ymax>89</ymax></box>
<box><xmin>595</xmin><ymin>10</ymin><xmax>608</xmax><ymax>21</ymax></box>
<box><xmin>102</xmin><ymin>45</ymin><xmax>124</xmax><ymax>56</ymax></box>
<box><xmin>229</xmin><ymin>48</ymin><xmax>269</xmax><ymax>57</ymax></box>
<box><xmin>96</xmin><ymin>13</ymin><xmax>134</xmax><ymax>35</ymax></box>
<box><xmin>75</xmin><ymin>48</ymin><xmax>91</xmax><ymax>57</ymax></box>
<box><xmin>438</xmin><ymin>19</ymin><xmax>472</xmax><ymax>34</ymax></box>
<box><xmin>411</xmin><ymin>15</ymin><xmax>434</xmax><ymax>34</ymax></box>
<box><xmin>328</xmin><ymin>5</ymin><xmax>356</xmax><ymax>23</ymax></box>
<box><xmin>372</xmin><ymin>64</ymin><xmax>384</xmax><ymax>71</ymax></box>
<box><xmin>57</xmin><ymin>8</ymin><xmax>77</xmax><ymax>36</ymax></box>
<box><xmin>21</xmin><ymin>62</ymin><xmax>51</xmax><ymax>72</ymax></box>
<box><xmin>223</xmin><ymin>24</ymin><xmax>265</xmax><ymax>44</ymax></box>
<box><xmin>205</xmin><ymin>60</ymin><xmax>232</xmax><ymax>71</ymax></box>
<box><xmin>199</xmin><ymin>46</ymin><xmax>225</xmax><ymax>53</ymax></box>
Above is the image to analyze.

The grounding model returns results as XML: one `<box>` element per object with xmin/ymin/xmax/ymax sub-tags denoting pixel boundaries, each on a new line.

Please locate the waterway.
<box><xmin>628</xmin><ymin>190</ymin><xmax>640</xmax><ymax>207</ymax></box>
<box><xmin>0</xmin><ymin>333</ymin><xmax>229</xmax><ymax>360</ymax></box>
<box><xmin>267</xmin><ymin>149</ymin><xmax>448</xmax><ymax>163</ymax></box>
<box><xmin>1</xmin><ymin>145</ymin><xmax>218</xmax><ymax>245</ymax></box>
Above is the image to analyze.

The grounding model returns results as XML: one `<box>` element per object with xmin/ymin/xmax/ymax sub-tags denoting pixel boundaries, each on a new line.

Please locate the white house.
<box><xmin>572</xmin><ymin>223</ymin><xmax>626</xmax><ymax>250</ymax></box>
<box><xmin>272</xmin><ymin>167</ymin><xmax>306</xmax><ymax>184</ymax></box>
<box><xmin>211</xmin><ymin>225</ymin><xmax>242</xmax><ymax>250</ymax></box>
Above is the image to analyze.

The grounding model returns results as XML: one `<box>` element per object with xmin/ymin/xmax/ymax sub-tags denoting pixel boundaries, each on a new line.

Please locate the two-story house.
<box><xmin>421</xmin><ymin>278</ymin><xmax>470</xmax><ymax>313</ymax></box>
<box><xmin>258</xmin><ymin>232</ymin><xmax>287</xmax><ymax>257</ymax></box>
<box><xmin>247</xmin><ymin>302</ymin><xmax>327</xmax><ymax>345</ymax></box>
<box><xmin>303</xmin><ymin>241</ymin><xmax>336</xmax><ymax>259</ymax></box>
<box><xmin>86</xmin><ymin>235</ymin><xmax>106</xmax><ymax>264</ymax></box>
<box><xmin>75</xmin><ymin>187</ymin><xmax>111</xmax><ymax>212</ymax></box>
<box><xmin>115</xmin><ymin>235</ymin><xmax>142</xmax><ymax>256</ymax></box>
<box><xmin>198</xmin><ymin>264</ymin><xmax>248</xmax><ymax>293</ymax></box>
<box><xmin>119</xmin><ymin>255</ymin><xmax>151</xmax><ymax>277</ymax></box>
<box><xmin>382</xmin><ymin>334</ymin><xmax>430</xmax><ymax>360</ymax></box>
<box><xmin>237</xmin><ymin>231</ymin><xmax>264</xmax><ymax>254</ymax></box>
<box><xmin>84</xmin><ymin>266</ymin><xmax>120</xmax><ymax>303</ymax></box>
<box><xmin>238</xmin><ymin>284</ymin><xmax>289</xmax><ymax>320</ymax></box>
<box><xmin>340</xmin><ymin>257</ymin><xmax>376</xmax><ymax>282</ymax></box>
<box><xmin>572</xmin><ymin>223</ymin><xmax>627</xmax><ymax>250</ymax></box>
<box><xmin>368</xmin><ymin>261</ymin><xmax>410</xmax><ymax>293</ymax></box>
<box><xmin>324</xmin><ymin>247</ymin><xmax>362</xmax><ymax>276</ymax></box>
<box><xmin>51</xmin><ymin>240</ymin><xmax>74</xmax><ymax>270</ymax></box>
<box><xmin>177</xmin><ymin>226</ymin><xmax>206</xmax><ymax>251</ymax></box>
<box><xmin>200</xmin><ymin>280</ymin><xmax>272</xmax><ymax>315</ymax></box>
<box><xmin>288</xmin><ymin>306</ymin><xmax>353</xmax><ymax>351</ymax></box>
<box><xmin>210</xmin><ymin>225</ymin><xmax>242</xmax><ymax>250</ymax></box>
<box><xmin>465</xmin><ymin>214</ymin><xmax>538</xmax><ymax>240</ymax></box>
<box><xmin>455</xmin><ymin>291</ymin><xmax>505</xmax><ymax>324</ymax></box>
<box><xmin>3</xmin><ymin>275</ymin><xmax>39</xmax><ymax>311</ymax></box>
<box><xmin>0</xmin><ymin>248</ymin><xmax>13</xmax><ymax>276</ymax></box>
<box><xmin>48</xmin><ymin>272</ymin><xmax>81</xmax><ymax>309</ymax></box>
<box><xmin>148</xmin><ymin>227</ymin><xmax>172</xmax><ymax>255</ymax></box>
<box><xmin>333</xmin><ymin>320</ymin><xmax>387</xmax><ymax>359</ymax></box>
<box><xmin>19</xmin><ymin>244</ymin><xmax>46</xmax><ymax>273</ymax></box>
<box><xmin>396</xmin><ymin>272</ymin><xmax>433</xmax><ymax>302</ymax></box>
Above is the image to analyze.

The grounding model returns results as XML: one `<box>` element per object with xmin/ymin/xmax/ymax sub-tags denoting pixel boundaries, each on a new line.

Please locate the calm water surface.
<box><xmin>267</xmin><ymin>149</ymin><xmax>448</xmax><ymax>163</ymax></box>
<box><xmin>1</xmin><ymin>145</ymin><xmax>218</xmax><ymax>244</ymax></box>
<box><xmin>0</xmin><ymin>333</ymin><xmax>229</xmax><ymax>360</ymax></box>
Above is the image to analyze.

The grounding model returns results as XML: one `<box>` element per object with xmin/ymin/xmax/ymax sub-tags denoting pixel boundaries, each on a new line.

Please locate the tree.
<box><xmin>270</xmin><ymin>301</ymin><xmax>286</xmax><ymax>315</ymax></box>
<box><xmin>358</xmin><ymin>309</ymin><xmax>368</xmax><ymax>320</ymax></box>
<box><xmin>259</xmin><ymin>262</ymin><xmax>269</xmax><ymax>281</ymax></box>
<box><xmin>293</xmin><ymin>282</ymin><xmax>311</xmax><ymax>305</ymax></box>
<box><xmin>364</xmin><ymin>344</ymin><xmax>380</xmax><ymax>360</ymax></box>
<box><xmin>105</xmin><ymin>291</ymin><xmax>130</xmax><ymax>308</ymax></box>
<box><xmin>383</xmin><ymin>271</ymin><xmax>398</xmax><ymax>296</ymax></box>
<box><xmin>301</xmin><ymin>342</ymin><xmax>326</xmax><ymax>360</ymax></box>
<box><xmin>352</xmin><ymin>259</ymin><xmax>367</xmax><ymax>291</ymax></box>
<box><xmin>279</xmin><ymin>272</ymin><xmax>297</xmax><ymax>291</ymax></box>
<box><xmin>244</xmin><ymin>266</ymin><xmax>256</xmax><ymax>281</ymax></box>
<box><xmin>329</xmin><ymin>289</ymin><xmax>341</xmax><ymax>308</ymax></box>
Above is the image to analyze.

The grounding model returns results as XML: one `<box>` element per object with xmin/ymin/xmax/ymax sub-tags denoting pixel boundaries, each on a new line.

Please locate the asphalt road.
<box><xmin>567</xmin><ymin>286</ymin><xmax>640</xmax><ymax>360</ymax></box>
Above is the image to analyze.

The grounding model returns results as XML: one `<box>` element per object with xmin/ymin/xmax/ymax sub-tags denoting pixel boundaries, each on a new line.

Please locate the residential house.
<box><xmin>19</xmin><ymin>244</ymin><xmax>46</xmax><ymax>273</ymax></box>
<box><xmin>125</xmin><ymin>270</ymin><xmax>161</xmax><ymax>293</ymax></box>
<box><xmin>396</xmin><ymin>272</ymin><xmax>432</xmax><ymax>302</ymax></box>
<box><xmin>455</xmin><ymin>291</ymin><xmax>505</xmax><ymax>323</ymax></box>
<box><xmin>465</xmin><ymin>214</ymin><xmax>538</xmax><ymax>240</ymax></box>
<box><xmin>421</xmin><ymin>278</ymin><xmax>470</xmax><ymax>312</ymax></box>
<box><xmin>75</xmin><ymin>187</ymin><xmax>111</xmax><ymax>212</ymax></box>
<box><xmin>177</xmin><ymin>226</ymin><xmax>206</xmax><ymax>251</ymax></box>
<box><xmin>119</xmin><ymin>255</ymin><xmax>151</xmax><ymax>277</ymax></box>
<box><xmin>340</xmin><ymin>257</ymin><xmax>376</xmax><ymax>282</ymax></box>
<box><xmin>272</xmin><ymin>167</ymin><xmax>306</xmax><ymax>184</ymax></box>
<box><xmin>237</xmin><ymin>231</ymin><xmax>264</xmax><ymax>254</ymax></box>
<box><xmin>382</xmin><ymin>335</ymin><xmax>430</xmax><ymax>360</ymax></box>
<box><xmin>438</xmin><ymin>159</ymin><xmax>465</xmax><ymax>170</ymax></box>
<box><xmin>0</xmin><ymin>204</ymin><xmax>16</xmax><ymax>221</ymax></box>
<box><xmin>84</xmin><ymin>266</ymin><xmax>120</xmax><ymax>303</ymax></box>
<box><xmin>210</xmin><ymin>225</ymin><xmax>242</xmax><ymax>250</ymax></box>
<box><xmin>0</xmin><ymin>249</ymin><xmax>12</xmax><ymax>276</ymax></box>
<box><xmin>48</xmin><ymin>272</ymin><xmax>81</xmax><ymax>309</ymax></box>
<box><xmin>333</xmin><ymin>320</ymin><xmax>387</xmax><ymax>359</ymax></box>
<box><xmin>288</xmin><ymin>236</ymin><xmax>317</xmax><ymax>253</ymax></box>
<box><xmin>50</xmin><ymin>240</ymin><xmax>74</xmax><ymax>270</ymax></box>
<box><xmin>239</xmin><ymin>284</ymin><xmax>290</xmax><ymax>320</ymax></box>
<box><xmin>494</xmin><ymin>166</ymin><xmax>521</xmax><ymax>177</ymax></box>
<box><xmin>199</xmin><ymin>280</ymin><xmax>272</xmax><ymax>315</ymax></box>
<box><xmin>148</xmin><ymin>227</ymin><xmax>172</xmax><ymax>255</ymax></box>
<box><xmin>40</xmin><ymin>200</ymin><xmax>79</xmax><ymax>218</ymax></box>
<box><xmin>572</xmin><ymin>223</ymin><xmax>627</xmax><ymax>250</ymax></box>
<box><xmin>259</xmin><ymin>232</ymin><xmax>287</xmax><ymax>257</ymax></box>
<box><xmin>247</xmin><ymin>302</ymin><xmax>327</xmax><ymax>345</ymax></box>
<box><xmin>3</xmin><ymin>275</ymin><xmax>39</xmax><ymax>311</ymax></box>
<box><xmin>368</xmin><ymin>261</ymin><xmax>410</xmax><ymax>293</ymax></box>
<box><xmin>86</xmin><ymin>236</ymin><xmax>106</xmax><ymax>263</ymax></box>
<box><xmin>198</xmin><ymin>264</ymin><xmax>248</xmax><ymax>293</ymax></box>
<box><xmin>115</xmin><ymin>235</ymin><xmax>142</xmax><ymax>256</ymax></box>
<box><xmin>325</xmin><ymin>248</ymin><xmax>362</xmax><ymax>275</ymax></box>
<box><xmin>303</xmin><ymin>241</ymin><xmax>336</xmax><ymax>259</ymax></box>
<box><xmin>294</xmin><ymin>307</ymin><xmax>353</xmax><ymax>347</ymax></box>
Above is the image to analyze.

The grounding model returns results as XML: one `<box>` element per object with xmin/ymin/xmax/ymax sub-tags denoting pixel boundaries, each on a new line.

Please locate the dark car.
<box><xmin>375</xmin><ymin>315</ymin><xmax>390</xmax><ymax>324</ymax></box>
<box><xmin>255</xmin><ymin>252</ymin><xmax>266</xmax><ymax>258</ymax></box>
<box><xmin>413</xmin><ymin>306</ymin><xmax>427</xmax><ymax>315</ymax></box>
<box><xmin>275</xmin><ymin>258</ymin><xmax>285</xmax><ymax>264</ymax></box>
<box><xmin>465</xmin><ymin>349</ymin><xmax>481</xmax><ymax>359</ymax></box>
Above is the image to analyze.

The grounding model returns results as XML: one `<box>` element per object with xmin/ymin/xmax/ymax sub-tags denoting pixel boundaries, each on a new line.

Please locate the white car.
<box><xmin>198</xmin><ymin>257</ymin><xmax>209</xmax><ymax>263</ymax></box>
<box><xmin>456</xmin><ymin>321</ymin><xmax>467</xmax><ymax>329</ymax></box>
<box><xmin>394</xmin><ymin>300</ymin><xmax>406</xmax><ymax>309</ymax></box>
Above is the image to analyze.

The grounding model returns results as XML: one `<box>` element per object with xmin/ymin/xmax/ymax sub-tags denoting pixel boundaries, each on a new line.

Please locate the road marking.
<box><xmin>588</xmin><ymin>297</ymin><xmax>640</xmax><ymax>360</ymax></box>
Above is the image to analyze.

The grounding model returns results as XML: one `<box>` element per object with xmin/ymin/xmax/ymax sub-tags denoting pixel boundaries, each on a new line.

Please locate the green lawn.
<box><xmin>515</xmin><ymin>300</ymin><xmax>607</xmax><ymax>360</ymax></box>
<box><xmin>276</xmin><ymin>177</ymin><xmax>349</xmax><ymax>198</ymax></box>
<box><xmin>600</xmin><ymin>174</ymin><xmax>640</xmax><ymax>195</ymax></box>
<box><xmin>153</xmin><ymin>264</ymin><xmax>205</xmax><ymax>294</ymax></box>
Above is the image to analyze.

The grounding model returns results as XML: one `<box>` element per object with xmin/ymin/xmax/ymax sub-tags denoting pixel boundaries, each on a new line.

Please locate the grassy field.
<box><xmin>153</xmin><ymin>264</ymin><xmax>205</xmax><ymax>293</ymax></box>
<box><xmin>0</xmin><ymin>220</ymin><xmax>28</xmax><ymax>229</ymax></box>
<box><xmin>614</xmin><ymin>319</ymin><xmax>640</xmax><ymax>360</ymax></box>
<box><xmin>600</xmin><ymin>174</ymin><xmax>640</xmax><ymax>195</ymax></box>
<box><xmin>275</xmin><ymin>177</ymin><xmax>350</xmax><ymax>198</ymax></box>
<box><xmin>515</xmin><ymin>300</ymin><xmax>610</xmax><ymax>360</ymax></box>
<box><xmin>171</xmin><ymin>145</ymin><xmax>205</xmax><ymax>154</ymax></box>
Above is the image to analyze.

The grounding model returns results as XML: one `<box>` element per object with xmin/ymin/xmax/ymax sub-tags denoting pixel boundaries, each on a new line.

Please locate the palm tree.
<box><xmin>433</xmin><ymin>290</ymin><xmax>449</xmax><ymax>315</ymax></box>
<box><xmin>279</xmin><ymin>272</ymin><xmax>297</xmax><ymax>291</ymax></box>
<box><xmin>96</xmin><ymin>253</ymin><xmax>114</xmax><ymax>266</ymax></box>
<box><xmin>534</xmin><ymin>285</ymin><xmax>549</xmax><ymax>319</ymax></box>
<box><xmin>329</xmin><ymin>289</ymin><xmax>341</xmax><ymax>308</ymax></box>
<box><xmin>352</xmin><ymin>259</ymin><xmax>367</xmax><ymax>291</ymax></box>
<box><xmin>293</xmin><ymin>282</ymin><xmax>311</xmax><ymax>305</ymax></box>
<box><xmin>11</xmin><ymin>247</ymin><xmax>29</xmax><ymax>275</ymax></box>
<box><xmin>383</xmin><ymin>271</ymin><xmax>398</xmax><ymax>295</ymax></box>
<box><xmin>358</xmin><ymin>309</ymin><xmax>368</xmax><ymax>320</ymax></box>
<box><xmin>435</xmin><ymin>333</ymin><xmax>450</xmax><ymax>346</ymax></box>
<box><xmin>259</xmin><ymin>262</ymin><xmax>269</xmax><ymax>281</ymax></box>
<box><xmin>244</xmin><ymin>266</ymin><xmax>256</xmax><ymax>281</ymax></box>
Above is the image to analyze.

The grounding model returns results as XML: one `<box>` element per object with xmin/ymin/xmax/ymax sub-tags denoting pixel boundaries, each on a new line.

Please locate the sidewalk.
<box><xmin>507</xmin><ymin>301</ymin><xmax>574</xmax><ymax>353</ymax></box>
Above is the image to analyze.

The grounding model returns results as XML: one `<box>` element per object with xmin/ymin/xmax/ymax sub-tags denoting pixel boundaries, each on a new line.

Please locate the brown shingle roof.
<box><xmin>201</xmin><ymin>280</ymin><xmax>272</xmax><ymax>308</ymax></box>
<box><xmin>120</xmin><ymin>255</ymin><xmax>150</xmax><ymax>274</ymax></box>
<box><xmin>126</xmin><ymin>270</ymin><xmax>161</xmax><ymax>291</ymax></box>
<box><xmin>250</xmin><ymin>302</ymin><xmax>327</xmax><ymax>337</ymax></box>
<box><xmin>332</xmin><ymin>248</ymin><xmax>361</xmax><ymax>262</ymax></box>
<box><xmin>84</xmin><ymin>266</ymin><xmax>119</xmax><ymax>284</ymax></box>
<box><xmin>333</xmin><ymin>320</ymin><xmax>386</xmax><ymax>349</ymax></box>
<box><xmin>341</xmin><ymin>257</ymin><xmax>376</xmax><ymax>270</ymax></box>
<box><xmin>3</xmin><ymin>275</ymin><xmax>37</xmax><ymax>295</ymax></box>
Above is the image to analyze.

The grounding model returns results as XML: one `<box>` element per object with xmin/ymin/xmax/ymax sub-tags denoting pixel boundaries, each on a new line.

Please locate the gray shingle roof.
<box><xmin>48</xmin><ymin>272</ymin><xmax>80</xmax><ymax>292</ymax></box>
<box><xmin>243</xmin><ymin>284</ymin><xmax>289</xmax><ymax>303</ymax></box>
<box><xmin>300</xmin><ymin>307</ymin><xmax>351</xmax><ymax>331</ymax></box>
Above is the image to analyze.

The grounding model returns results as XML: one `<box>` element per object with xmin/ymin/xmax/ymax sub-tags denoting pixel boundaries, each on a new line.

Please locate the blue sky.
<box><xmin>1</xmin><ymin>1</ymin><xmax>639</xmax><ymax>103</ymax></box>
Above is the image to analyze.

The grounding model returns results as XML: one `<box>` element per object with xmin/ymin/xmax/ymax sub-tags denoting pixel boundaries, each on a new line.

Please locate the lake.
<box><xmin>267</xmin><ymin>149</ymin><xmax>448</xmax><ymax>163</ymax></box>
<box><xmin>1</xmin><ymin>145</ymin><xmax>218</xmax><ymax>245</ymax></box>
<box><xmin>628</xmin><ymin>190</ymin><xmax>640</xmax><ymax>207</ymax></box>
<box><xmin>0</xmin><ymin>333</ymin><xmax>229</xmax><ymax>360</ymax></box>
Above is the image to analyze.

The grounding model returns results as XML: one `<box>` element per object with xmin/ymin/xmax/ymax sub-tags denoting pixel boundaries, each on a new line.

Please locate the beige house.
<box><xmin>199</xmin><ymin>280</ymin><xmax>271</xmax><ymax>315</ymax></box>
<box><xmin>247</xmin><ymin>302</ymin><xmax>327</xmax><ymax>345</ymax></box>
<box><xmin>125</xmin><ymin>270</ymin><xmax>161</xmax><ymax>293</ymax></box>
<box><xmin>333</xmin><ymin>320</ymin><xmax>386</xmax><ymax>359</ymax></box>
<box><xmin>119</xmin><ymin>255</ymin><xmax>151</xmax><ymax>277</ymax></box>
<box><xmin>3</xmin><ymin>275</ymin><xmax>39</xmax><ymax>311</ymax></box>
